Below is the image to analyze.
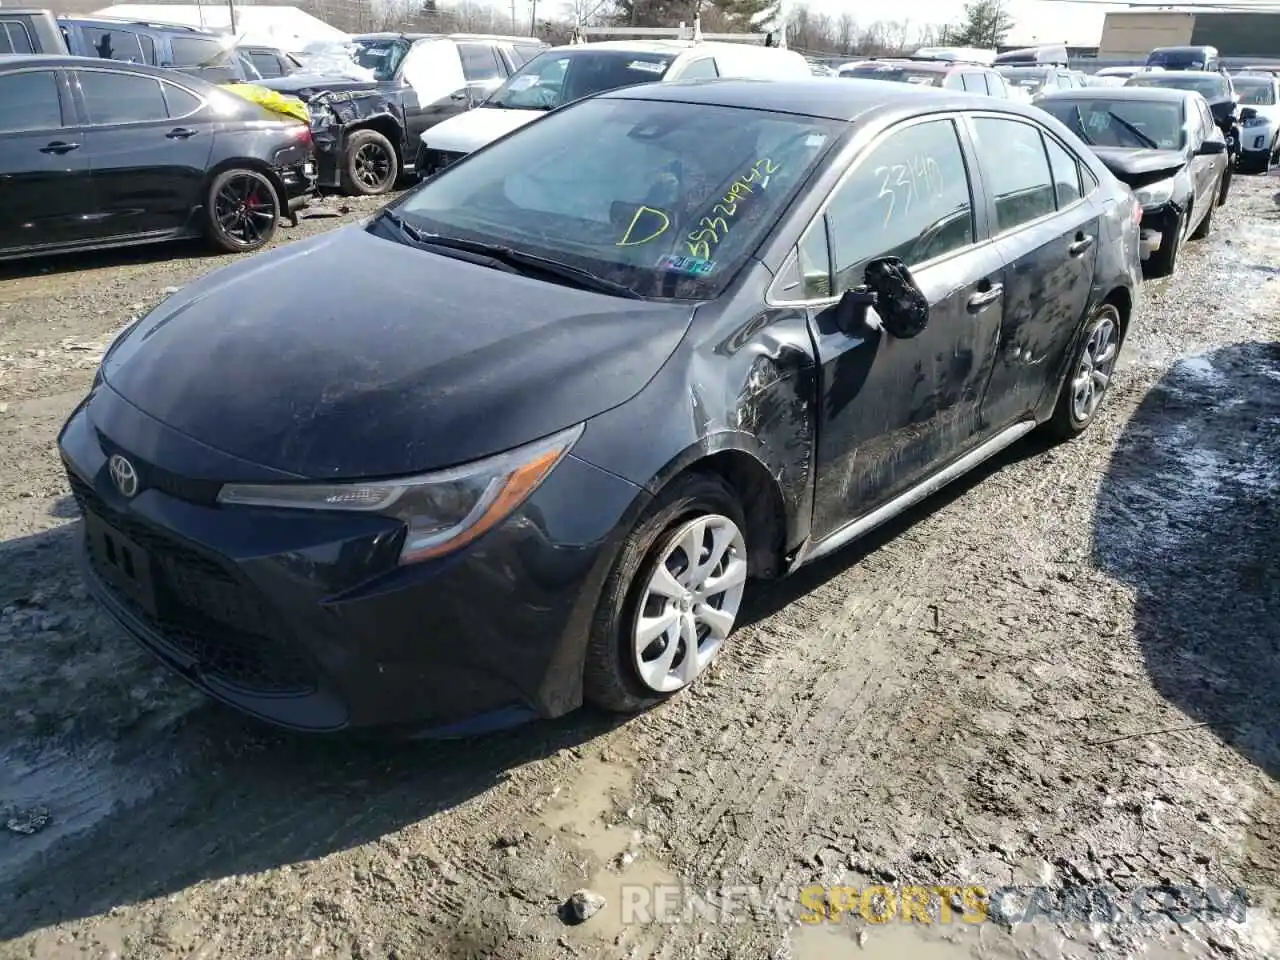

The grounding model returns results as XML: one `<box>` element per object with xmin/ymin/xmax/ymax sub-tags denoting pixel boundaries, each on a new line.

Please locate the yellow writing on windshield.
<box><xmin>616</xmin><ymin>205</ymin><xmax>671</xmax><ymax>247</ymax></box>
<box><xmin>686</xmin><ymin>157</ymin><xmax>780</xmax><ymax>259</ymax></box>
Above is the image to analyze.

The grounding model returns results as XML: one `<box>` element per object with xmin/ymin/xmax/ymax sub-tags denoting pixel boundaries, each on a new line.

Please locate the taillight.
<box><xmin>291</xmin><ymin>125</ymin><xmax>312</xmax><ymax>144</ymax></box>
<box><xmin>1134</xmin><ymin>202</ymin><xmax>1143</xmax><ymax>224</ymax></box>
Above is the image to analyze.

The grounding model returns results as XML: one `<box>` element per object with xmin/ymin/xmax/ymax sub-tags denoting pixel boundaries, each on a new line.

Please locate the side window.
<box><xmin>971</xmin><ymin>117</ymin><xmax>1056</xmax><ymax>233</ymax></box>
<box><xmin>986</xmin><ymin>72</ymin><xmax>1009</xmax><ymax>98</ymax></box>
<box><xmin>961</xmin><ymin>72</ymin><xmax>986</xmax><ymax>93</ymax></box>
<box><xmin>249</xmin><ymin>52</ymin><xmax>282</xmax><ymax>78</ymax></box>
<box><xmin>458</xmin><ymin>42</ymin><xmax>501</xmax><ymax>82</ymax></box>
<box><xmin>86</xmin><ymin>28</ymin><xmax>145</xmax><ymax>62</ymax></box>
<box><xmin>0</xmin><ymin>20</ymin><xmax>35</xmax><ymax>54</ymax></box>
<box><xmin>942</xmin><ymin>71</ymin><xmax>965</xmax><ymax>90</ymax></box>
<box><xmin>160</xmin><ymin>79</ymin><xmax>202</xmax><ymax>117</ymax></box>
<box><xmin>0</xmin><ymin>70</ymin><xmax>63</xmax><ymax>132</ymax></box>
<box><xmin>680</xmin><ymin>58</ymin><xmax>719</xmax><ymax>79</ymax></box>
<box><xmin>513</xmin><ymin>43</ymin><xmax>544</xmax><ymax>66</ymax></box>
<box><xmin>168</xmin><ymin>36</ymin><xmax>223</xmax><ymax>67</ymax></box>
<box><xmin>797</xmin><ymin>222</ymin><xmax>832</xmax><ymax>299</ymax></box>
<box><xmin>77</xmin><ymin>70</ymin><xmax>169</xmax><ymax>124</ymax></box>
<box><xmin>1043</xmin><ymin>135</ymin><xmax>1083</xmax><ymax>207</ymax></box>
<box><xmin>827</xmin><ymin>118</ymin><xmax>975</xmax><ymax>291</ymax></box>
<box><xmin>139</xmin><ymin>33</ymin><xmax>156</xmax><ymax>64</ymax></box>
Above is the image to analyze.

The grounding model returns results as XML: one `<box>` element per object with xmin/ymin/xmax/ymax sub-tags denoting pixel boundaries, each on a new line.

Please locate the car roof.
<box><xmin>60</xmin><ymin>15</ymin><xmax>216</xmax><ymax>33</ymax></box>
<box><xmin>1039</xmin><ymin>85</ymin><xmax>1191</xmax><ymax>102</ymax></box>
<box><xmin>0</xmin><ymin>52</ymin><xmax>214</xmax><ymax>82</ymax></box>
<box><xmin>601</xmin><ymin>77</ymin><xmax>1050</xmax><ymax>121</ymax></box>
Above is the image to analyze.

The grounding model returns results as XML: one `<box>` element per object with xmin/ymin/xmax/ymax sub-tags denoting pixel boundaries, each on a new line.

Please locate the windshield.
<box><xmin>1234</xmin><ymin>78</ymin><xmax>1276</xmax><ymax>105</ymax></box>
<box><xmin>392</xmin><ymin>98</ymin><xmax>840</xmax><ymax>299</ymax></box>
<box><xmin>352</xmin><ymin>38</ymin><xmax>409</xmax><ymax>81</ymax></box>
<box><xmin>840</xmin><ymin>64</ymin><xmax>943</xmax><ymax>86</ymax></box>
<box><xmin>1041</xmin><ymin>98</ymin><xmax>1185</xmax><ymax>150</ymax></box>
<box><xmin>485</xmin><ymin>49</ymin><xmax>674</xmax><ymax>111</ymax></box>
<box><xmin>998</xmin><ymin>67</ymin><xmax>1051</xmax><ymax>92</ymax></box>
<box><xmin>1126</xmin><ymin>72</ymin><xmax>1228</xmax><ymax>100</ymax></box>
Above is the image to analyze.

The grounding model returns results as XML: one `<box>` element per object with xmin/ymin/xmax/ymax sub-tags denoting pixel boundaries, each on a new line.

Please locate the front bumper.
<box><xmin>1139</xmin><ymin>201</ymin><xmax>1177</xmax><ymax>260</ymax></box>
<box><xmin>58</xmin><ymin>386</ymin><xmax>644</xmax><ymax>734</ymax></box>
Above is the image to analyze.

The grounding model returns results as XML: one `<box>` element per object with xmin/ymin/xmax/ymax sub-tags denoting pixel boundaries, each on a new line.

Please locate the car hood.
<box><xmin>422</xmin><ymin>106</ymin><xmax>543</xmax><ymax>153</ymax></box>
<box><xmin>258</xmin><ymin>73</ymin><xmax>382</xmax><ymax>96</ymax></box>
<box><xmin>101</xmin><ymin>227</ymin><xmax>695</xmax><ymax>480</ymax></box>
<box><xmin>1090</xmin><ymin>146</ymin><xmax>1186</xmax><ymax>181</ymax></box>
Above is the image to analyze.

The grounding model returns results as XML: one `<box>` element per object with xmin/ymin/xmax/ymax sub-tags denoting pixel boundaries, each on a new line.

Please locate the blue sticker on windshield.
<box><xmin>660</xmin><ymin>255</ymin><xmax>715</xmax><ymax>276</ymax></box>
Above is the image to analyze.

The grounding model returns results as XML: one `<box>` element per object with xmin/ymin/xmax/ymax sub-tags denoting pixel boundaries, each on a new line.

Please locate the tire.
<box><xmin>1189</xmin><ymin>191</ymin><xmax>1215</xmax><ymax>240</ymax></box>
<box><xmin>1144</xmin><ymin>211</ymin><xmax>1182</xmax><ymax>279</ymax></box>
<box><xmin>1217</xmin><ymin>164</ymin><xmax>1233</xmax><ymax>206</ymax></box>
<box><xmin>341</xmin><ymin>129</ymin><xmax>399</xmax><ymax>196</ymax></box>
<box><xmin>583</xmin><ymin>472</ymin><xmax>749</xmax><ymax>714</ymax></box>
<box><xmin>1043</xmin><ymin>303</ymin><xmax>1122</xmax><ymax>442</ymax></box>
<box><xmin>205</xmin><ymin>168</ymin><xmax>279</xmax><ymax>254</ymax></box>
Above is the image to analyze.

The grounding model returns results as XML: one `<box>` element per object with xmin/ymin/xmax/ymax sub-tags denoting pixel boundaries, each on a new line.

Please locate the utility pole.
<box><xmin>228</xmin><ymin>0</ymin><xmax>236</xmax><ymax>35</ymax></box>
<box><xmin>510</xmin><ymin>0</ymin><xmax>516</xmax><ymax>32</ymax></box>
<box><xmin>529</xmin><ymin>0</ymin><xmax>537</xmax><ymax>36</ymax></box>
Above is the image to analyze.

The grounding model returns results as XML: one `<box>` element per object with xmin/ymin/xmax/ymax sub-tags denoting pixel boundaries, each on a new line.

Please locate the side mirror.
<box><xmin>833</xmin><ymin>286</ymin><xmax>880</xmax><ymax>337</ymax></box>
<box><xmin>864</xmin><ymin>257</ymin><xmax>930</xmax><ymax>339</ymax></box>
<box><xmin>1198</xmin><ymin>138</ymin><xmax>1228</xmax><ymax>155</ymax></box>
<box><xmin>450</xmin><ymin>89</ymin><xmax>468</xmax><ymax>101</ymax></box>
<box><xmin>1240</xmin><ymin>106</ymin><xmax>1258</xmax><ymax>122</ymax></box>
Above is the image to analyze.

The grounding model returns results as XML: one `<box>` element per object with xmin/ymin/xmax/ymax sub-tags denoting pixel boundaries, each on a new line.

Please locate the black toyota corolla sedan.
<box><xmin>0</xmin><ymin>55</ymin><xmax>315</xmax><ymax>261</ymax></box>
<box><xmin>1037</xmin><ymin>86</ymin><xmax>1229</xmax><ymax>277</ymax></box>
<box><xmin>59</xmin><ymin>79</ymin><xmax>1142</xmax><ymax>735</ymax></box>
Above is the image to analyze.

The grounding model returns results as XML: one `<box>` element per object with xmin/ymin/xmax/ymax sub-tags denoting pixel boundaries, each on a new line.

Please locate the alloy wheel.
<box><xmin>354</xmin><ymin>143</ymin><xmax>393</xmax><ymax>190</ymax></box>
<box><xmin>632</xmin><ymin>514</ymin><xmax>747</xmax><ymax>694</ymax></box>
<box><xmin>1071</xmin><ymin>314</ymin><xmax>1118</xmax><ymax>423</ymax></box>
<box><xmin>214</xmin><ymin>174</ymin><xmax>277</xmax><ymax>247</ymax></box>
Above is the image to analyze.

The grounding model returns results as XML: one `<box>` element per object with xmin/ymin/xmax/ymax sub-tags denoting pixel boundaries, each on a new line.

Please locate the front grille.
<box><xmin>67</xmin><ymin>468</ymin><xmax>318</xmax><ymax>697</ymax></box>
<box><xmin>94</xmin><ymin>431</ymin><xmax>221</xmax><ymax>505</ymax></box>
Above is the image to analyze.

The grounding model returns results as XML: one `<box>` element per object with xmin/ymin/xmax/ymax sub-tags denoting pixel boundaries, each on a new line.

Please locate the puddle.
<box><xmin>535</xmin><ymin>748</ymin><xmax>680</xmax><ymax>945</ymax></box>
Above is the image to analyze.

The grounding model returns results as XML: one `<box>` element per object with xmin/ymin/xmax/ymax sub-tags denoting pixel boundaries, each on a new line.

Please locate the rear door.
<box><xmin>0</xmin><ymin>67</ymin><xmax>98</xmax><ymax>252</ymax></box>
<box><xmin>1190</xmin><ymin>97</ymin><xmax>1224</xmax><ymax>213</ymax></box>
<box><xmin>73</xmin><ymin>68</ymin><xmax>214</xmax><ymax>236</ymax></box>
<box><xmin>968</xmin><ymin>115</ymin><xmax>1101</xmax><ymax>430</ymax></box>
<box><xmin>790</xmin><ymin>115</ymin><xmax>1006</xmax><ymax>538</ymax></box>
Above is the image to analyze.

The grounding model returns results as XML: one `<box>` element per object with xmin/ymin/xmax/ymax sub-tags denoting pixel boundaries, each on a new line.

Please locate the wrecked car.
<box><xmin>258</xmin><ymin>32</ymin><xmax>546</xmax><ymax>195</ymax></box>
<box><xmin>1125</xmin><ymin>69</ymin><xmax>1239</xmax><ymax>199</ymax></box>
<box><xmin>60</xmin><ymin>80</ymin><xmax>1139</xmax><ymax>735</ymax></box>
<box><xmin>1038</xmin><ymin>86</ymin><xmax>1229</xmax><ymax>278</ymax></box>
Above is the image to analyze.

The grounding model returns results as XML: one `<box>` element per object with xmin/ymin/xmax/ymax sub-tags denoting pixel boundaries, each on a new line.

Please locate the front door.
<box><xmin>73</xmin><ymin>68</ymin><xmax>214</xmax><ymax>236</ymax></box>
<box><xmin>967</xmin><ymin>116</ymin><xmax>1101</xmax><ymax>429</ymax></box>
<box><xmin>0</xmin><ymin>67</ymin><xmax>98</xmax><ymax>253</ymax></box>
<box><xmin>803</xmin><ymin>116</ymin><xmax>1005</xmax><ymax>541</ymax></box>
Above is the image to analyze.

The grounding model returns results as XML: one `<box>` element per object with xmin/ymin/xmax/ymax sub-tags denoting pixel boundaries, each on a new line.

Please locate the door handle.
<box><xmin>967</xmin><ymin>283</ymin><xmax>1003</xmax><ymax>312</ymax></box>
<box><xmin>165</xmin><ymin>127</ymin><xmax>198</xmax><ymax>139</ymax></box>
<box><xmin>39</xmin><ymin>140</ymin><xmax>80</xmax><ymax>154</ymax></box>
<box><xmin>1069</xmin><ymin>234</ymin><xmax>1095</xmax><ymax>257</ymax></box>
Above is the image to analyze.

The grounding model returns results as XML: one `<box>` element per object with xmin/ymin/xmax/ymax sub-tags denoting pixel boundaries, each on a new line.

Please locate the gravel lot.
<box><xmin>0</xmin><ymin>180</ymin><xmax>1276</xmax><ymax>960</ymax></box>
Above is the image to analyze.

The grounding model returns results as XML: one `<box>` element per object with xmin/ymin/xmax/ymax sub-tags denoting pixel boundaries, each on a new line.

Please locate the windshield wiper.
<box><xmin>388</xmin><ymin>227</ymin><xmax>643</xmax><ymax>299</ymax></box>
<box><xmin>1108</xmin><ymin>111</ymin><xmax>1159</xmax><ymax>148</ymax></box>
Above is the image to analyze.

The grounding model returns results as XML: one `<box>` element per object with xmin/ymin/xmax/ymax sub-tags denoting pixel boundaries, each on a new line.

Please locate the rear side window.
<box><xmin>0</xmin><ymin>20</ymin><xmax>35</xmax><ymax>54</ymax></box>
<box><xmin>971</xmin><ymin>117</ymin><xmax>1056</xmax><ymax>231</ymax></box>
<box><xmin>961</xmin><ymin>72</ymin><xmax>986</xmax><ymax>93</ymax></box>
<box><xmin>458</xmin><ymin>42</ymin><xmax>501</xmax><ymax>81</ymax></box>
<box><xmin>986</xmin><ymin>72</ymin><xmax>1008</xmax><ymax>97</ymax></box>
<box><xmin>169</xmin><ymin>36</ymin><xmax>225</xmax><ymax>67</ymax></box>
<box><xmin>249</xmin><ymin>51</ymin><xmax>284</xmax><ymax>78</ymax></box>
<box><xmin>1044</xmin><ymin>135</ymin><xmax>1083</xmax><ymax>206</ymax></box>
<box><xmin>161</xmin><ymin>80</ymin><xmax>202</xmax><ymax>117</ymax></box>
<box><xmin>85</xmin><ymin>27</ymin><xmax>145</xmax><ymax>63</ymax></box>
<box><xmin>0</xmin><ymin>70</ymin><xmax>62</xmax><ymax>132</ymax></box>
<box><xmin>139</xmin><ymin>33</ymin><xmax>156</xmax><ymax>64</ymax></box>
<box><xmin>826</xmin><ymin>118</ymin><xmax>975</xmax><ymax>289</ymax></box>
<box><xmin>942</xmin><ymin>71</ymin><xmax>965</xmax><ymax>90</ymax></box>
<box><xmin>78</xmin><ymin>70</ymin><xmax>169</xmax><ymax>124</ymax></box>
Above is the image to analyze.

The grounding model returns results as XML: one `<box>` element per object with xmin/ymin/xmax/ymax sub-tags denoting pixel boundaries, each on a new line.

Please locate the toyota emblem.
<box><xmin>108</xmin><ymin>454</ymin><xmax>139</xmax><ymax>498</ymax></box>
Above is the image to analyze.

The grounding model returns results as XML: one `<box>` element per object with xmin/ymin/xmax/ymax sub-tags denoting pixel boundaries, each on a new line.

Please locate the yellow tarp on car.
<box><xmin>221</xmin><ymin>83</ymin><xmax>311</xmax><ymax>125</ymax></box>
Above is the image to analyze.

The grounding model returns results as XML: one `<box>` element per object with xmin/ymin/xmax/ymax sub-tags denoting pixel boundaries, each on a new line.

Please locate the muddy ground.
<box><xmin>0</xmin><ymin>181</ymin><xmax>1277</xmax><ymax>960</ymax></box>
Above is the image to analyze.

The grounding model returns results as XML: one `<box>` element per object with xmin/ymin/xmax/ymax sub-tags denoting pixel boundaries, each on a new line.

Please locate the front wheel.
<box><xmin>1189</xmin><ymin>190</ymin><xmax>1215</xmax><ymax>240</ymax></box>
<box><xmin>205</xmin><ymin>168</ymin><xmax>279</xmax><ymax>253</ymax></box>
<box><xmin>341</xmin><ymin>129</ymin><xmax>399</xmax><ymax>196</ymax></box>
<box><xmin>1043</xmin><ymin>303</ymin><xmax>1121</xmax><ymax>442</ymax></box>
<box><xmin>583</xmin><ymin>473</ymin><xmax>749</xmax><ymax>714</ymax></box>
<box><xmin>1217</xmin><ymin>163</ymin><xmax>1233</xmax><ymax>206</ymax></box>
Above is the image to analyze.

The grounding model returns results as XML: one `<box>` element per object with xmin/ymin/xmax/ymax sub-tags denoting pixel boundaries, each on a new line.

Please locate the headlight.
<box><xmin>1134</xmin><ymin>177</ymin><xmax>1175</xmax><ymax>207</ymax></box>
<box><xmin>217</xmin><ymin>424</ymin><xmax>583</xmax><ymax>564</ymax></box>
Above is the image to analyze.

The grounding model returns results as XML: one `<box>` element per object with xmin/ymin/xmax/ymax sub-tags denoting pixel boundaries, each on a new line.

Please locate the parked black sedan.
<box><xmin>59</xmin><ymin>79</ymin><xmax>1142</xmax><ymax>735</ymax></box>
<box><xmin>0</xmin><ymin>55</ymin><xmax>316</xmax><ymax>261</ymax></box>
<box><xmin>1125</xmin><ymin>70</ymin><xmax>1238</xmax><ymax>202</ymax></box>
<box><xmin>1038</xmin><ymin>87</ymin><xmax>1229</xmax><ymax>277</ymax></box>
